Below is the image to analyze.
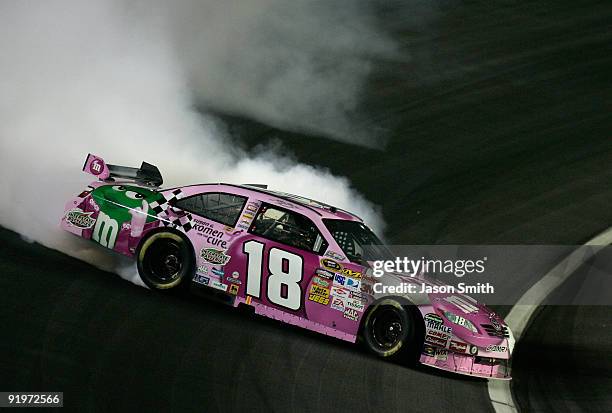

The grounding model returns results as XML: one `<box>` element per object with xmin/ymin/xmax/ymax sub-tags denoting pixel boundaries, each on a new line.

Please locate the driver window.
<box><xmin>250</xmin><ymin>205</ymin><xmax>327</xmax><ymax>254</ymax></box>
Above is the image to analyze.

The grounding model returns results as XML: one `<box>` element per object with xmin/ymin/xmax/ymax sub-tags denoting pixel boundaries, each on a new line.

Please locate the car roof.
<box><xmin>163</xmin><ymin>182</ymin><xmax>363</xmax><ymax>223</ymax></box>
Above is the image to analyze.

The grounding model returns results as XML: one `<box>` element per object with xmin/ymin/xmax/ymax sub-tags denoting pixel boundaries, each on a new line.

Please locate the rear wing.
<box><xmin>82</xmin><ymin>154</ymin><xmax>163</xmax><ymax>187</ymax></box>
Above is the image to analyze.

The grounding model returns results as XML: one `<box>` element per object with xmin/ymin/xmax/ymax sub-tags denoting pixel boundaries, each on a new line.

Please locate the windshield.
<box><xmin>323</xmin><ymin>219</ymin><xmax>392</xmax><ymax>264</ymax></box>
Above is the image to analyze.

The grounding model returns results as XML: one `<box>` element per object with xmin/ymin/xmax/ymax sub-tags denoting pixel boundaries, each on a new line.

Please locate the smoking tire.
<box><xmin>362</xmin><ymin>299</ymin><xmax>419</xmax><ymax>360</ymax></box>
<box><xmin>136</xmin><ymin>231</ymin><xmax>194</xmax><ymax>291</ymax></box>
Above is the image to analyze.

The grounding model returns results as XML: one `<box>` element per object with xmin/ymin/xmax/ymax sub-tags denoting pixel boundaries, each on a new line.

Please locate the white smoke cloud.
<box><xmin>0</xmin><ymin>0</ymin><xmax>386</xmax><ymax>282</ymax></box>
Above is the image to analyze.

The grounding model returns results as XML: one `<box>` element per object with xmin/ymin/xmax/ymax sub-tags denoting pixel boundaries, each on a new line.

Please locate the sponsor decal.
<box><xmin>246</xmin><ymin>203</ymin><xmax>259</xmax><ymax>213</ymax></box>
<box><xmin>342</xmin><ymin>268</ymin><xmax>362</xmax><ymax>279</ymax></box>
<box><xmin>449</xmin><ymin>340</ymin><xmax>468</xmax><ymax>353</ymax></box>
<box><xmin>423</xmin><ymin>345</ymin><xmax>436</xmax><ymax>357</ymax></box>
<box><xmin>308</xmin><ymin>284</ymin><xmax>330</xmax><ymax>305</ymax></box>
<box><xmin>90</xmin><ymin>158</ymin><xmax>104</xmax><ymax>175</ymax></box>
<box><xmin>426</xmin><ymin>329</ymin><xmax>450</xmax><ymax>341</ymax></box>
<box><xmin>200</xmin><ymin>248</ymin><xmax>231</xmax><ymax>265</ymax></box>
<box><xmin>197</xmin><ymin>265</ymin><xmax>209</xmax><ymax>275</ymax></box>
<box><xmin>211</xmin><ymin>280</ymin><xmax>228</xmax><ymax>292</ymax></box>
<box><xmin>64</xmin><ymin>208</ymin><xmax>96</xmax><ymax>229</ymax></box>
<box><xmin>192</xmin><ymin>219</ymin><xmax>228</xmax><ymax>248</ymax></box>
<box><xmin>334</xmin><ymin>274</ymin><xmax>346</xmax><ymax>286</ymax></box>
<box><xmin>194</xmin><ymin>274</ymin><xmax>210</xmax><ymax>285</ymax></box>
<box><xmin>344</xmin><ymin>298</ymin><xmax>365</xmax><ymax>312</ymax></box>
<box><xmin>486</xmin><ymin>344</ymin><xmax>507</xmax><ymax>353</ymax></box>
<box><xmin>316</xmin><ymin>269</ymin><xmax>335</xmax><ymax>280</ymax></box>
<box><xmin>344</xmin><ymin>277</ymin><xmax>361</xmax><ymax>291</ymax></box>
<box><xmin>245</xmin><ymin>296</ymin><xmax>252</xmax><ymax>305</ymax></box>
<box><xmin>424</xmin><ymin>313</ymin><xmax>452</xmax><ymax>334</ymax></box>
<box><xmin>229</xmin><ymin>284</ymin><xmax>239</xmax><ymax>295</ymax></box>
<box><xmin>211</xmin><ymin>267</ymin><xmax>224</xmax><ymax>277</ymax></box>
<box><xmin>321</xmin><ymin>258</ymin><xmax>342</xmax><ymax>272</ymax></box>
<box><xmin>350</xmin><ymin>290</ymin><xmax>366</xmax><ymax>300</ymax></box>
<box><xmin>330</xmin><ymin>296</ymin><xmax>345</xmax><ymax>311</ymax></box>
<box><xmin>242</xmin><ymin>213</ymin><xmax>254</xmax><ymax>220</ymax></box>
<box><xmin>331</xmin><ymin>286</ymin><xmax>350</xmax><ymax>298</ymax></box>
<box><xmin>425</xmin><ymin>333</ymin><xmax>447</xmax><ymax>347</ymax></box>
<box><xmin>434</xmin><ymin>349</ymin><xmax>448</xmax><ymax>361</ymax></box>
<box><xmin>343</xmin><ymin>308</ymin><xmax>359</xmax><ymax>321</ymax></box>
<box><xmin>325</xmin><ymin>251</ymin><xmax>345</xmax><ymax>261</ymax></box>
<box><xmin>312</xmin><ymin>276</ymin><xmax>330</xmax><ymax>288</ymax></box>
<box><xmin>226</xmin><ymin>271</ymin><xmax>241</xmax><ymax>285</ymax></box>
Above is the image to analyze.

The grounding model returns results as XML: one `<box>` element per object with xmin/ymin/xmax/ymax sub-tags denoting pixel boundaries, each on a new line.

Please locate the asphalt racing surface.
<box><xmin>2</xmin><ymin>1</ymin><xmax>612</xmax><ymax>412</ymax></box>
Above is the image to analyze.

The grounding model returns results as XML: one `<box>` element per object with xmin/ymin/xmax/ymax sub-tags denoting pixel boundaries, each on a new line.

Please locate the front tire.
<box><xmin>362</xmin><ymin>299</ymin><xmax>418</xmax><ymax>360</ymax></box>
<box><xmin>136</xmin><ymin>231</ymin><xmax>194</xmax><ymax>290</ymax></box>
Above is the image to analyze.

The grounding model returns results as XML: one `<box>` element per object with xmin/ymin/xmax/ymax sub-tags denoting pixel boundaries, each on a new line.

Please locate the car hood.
<box><xmin>369</xmin><ymin>270</ymin><xmax>508</xmax><ymax>346</ymax></box>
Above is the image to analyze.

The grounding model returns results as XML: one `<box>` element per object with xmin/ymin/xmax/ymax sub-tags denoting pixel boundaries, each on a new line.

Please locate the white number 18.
<box><xmin>243</xmin><ymin>240</ymin><xmax>304</xmax><ymax>310</ymax></box>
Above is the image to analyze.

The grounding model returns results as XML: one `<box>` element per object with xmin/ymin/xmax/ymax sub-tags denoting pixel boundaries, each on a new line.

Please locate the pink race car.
<box><xmin>61</xmin><ymin>154</ymin><xmax>512</xmax><ymax>379</ymax></box>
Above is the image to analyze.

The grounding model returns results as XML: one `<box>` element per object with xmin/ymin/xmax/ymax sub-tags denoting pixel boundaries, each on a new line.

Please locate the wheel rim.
<box><xmin>147</xmin><ymin>240</ymin><xmax>183</xmax><ymax>283</ymax></box>
<box><xmin>371</xmin><ymin>307</ymin><xmax>404</xmax><ymax>349</ymax></box>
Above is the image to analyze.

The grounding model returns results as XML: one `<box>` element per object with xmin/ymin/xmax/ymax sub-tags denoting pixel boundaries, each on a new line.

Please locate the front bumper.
<box><xmin>419</xmin><ymin>349</ymin><xmax>511</xmax><ymax>379</ymax></box>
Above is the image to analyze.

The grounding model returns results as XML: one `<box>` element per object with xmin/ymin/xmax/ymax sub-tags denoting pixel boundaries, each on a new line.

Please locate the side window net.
<box><xmin>175</xmin><ymin>192</ymin><xmax>247</xmax><ymax>227</ymax></box>
<box><xmin>250</xmin><ymin>205</ymin><xmax>327</xmax><ymax>254</ymax></box>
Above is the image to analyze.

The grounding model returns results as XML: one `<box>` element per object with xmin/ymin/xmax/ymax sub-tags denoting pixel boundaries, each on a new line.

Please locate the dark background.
<box><xmin>1</xmin><ymin>1</ymin><xmax>611</xmax><ymax>411</ymax></box>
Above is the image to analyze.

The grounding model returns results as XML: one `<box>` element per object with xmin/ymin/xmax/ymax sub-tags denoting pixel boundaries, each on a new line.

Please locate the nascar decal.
<box><xmin>321</xmin><ymin>258</ymin><xmax>342</xmax><ymax>272</ymax></box>
<box><xmin>64</xmin><ymin>208</ymin><xmax>96</xmax><ymax>229</ymax></box>
<box><xmin>200</xmin><ymin>248</ymin><xmax>231</xmax><ymax>265</ymax></box>
<box><xmin>308</xmin><ymin>284</ymin><xmax>330</xmax><ymax>305</ymax></box>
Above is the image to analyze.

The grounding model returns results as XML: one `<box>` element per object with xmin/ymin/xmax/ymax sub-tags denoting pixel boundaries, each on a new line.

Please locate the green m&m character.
<box><xmin>90</xmin><ymin>184</ymin><xmax>163</xmax><ymax>249</ymax></box>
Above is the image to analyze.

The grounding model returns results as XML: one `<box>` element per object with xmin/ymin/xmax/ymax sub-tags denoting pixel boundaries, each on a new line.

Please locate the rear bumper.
<box><xmin>419</xmin><ymin>350</ymin><xmax>511</xmax><ymax>380</ymax></box>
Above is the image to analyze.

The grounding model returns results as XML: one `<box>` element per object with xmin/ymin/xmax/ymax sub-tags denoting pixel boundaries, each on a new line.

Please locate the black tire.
<box><xmin>362</xmin><ymin>299</ymin><xmax>418</xmax><ymax>359</ymax></box>
<box><xmin>136</xmin><ymin>231</ymin><xmax>194</xmax><ymax>290</ymax></box>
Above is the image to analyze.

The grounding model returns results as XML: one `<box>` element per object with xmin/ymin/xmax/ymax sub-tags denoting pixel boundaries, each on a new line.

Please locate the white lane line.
<box><xmin>488</xmin><ymin>226</ymin><xmax>612</xmax><ymax>413</ymax></box>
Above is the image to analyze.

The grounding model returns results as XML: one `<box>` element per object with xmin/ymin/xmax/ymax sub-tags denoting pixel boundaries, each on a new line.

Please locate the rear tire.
<box><xmin>362</xmin><ymin>299</ymin><xmax>418</xmax><ymax>360</ymax></box>
<box><xmin>136</xmin><ymin>231</ymin><xmax>193</xmax><ymax>290</ymax></box>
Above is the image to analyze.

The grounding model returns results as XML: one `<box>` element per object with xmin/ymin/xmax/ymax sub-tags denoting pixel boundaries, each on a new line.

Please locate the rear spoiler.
<box><xmin>82</xmin><ymin>154</ymin><xmax>163</xmax><ymax>187</ymax></box>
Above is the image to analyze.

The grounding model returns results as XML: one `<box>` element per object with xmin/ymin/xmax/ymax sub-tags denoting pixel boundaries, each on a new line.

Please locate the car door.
<box><xmin>224</xmin><ymin>203</ymin><xmax>328</xmax><ymax>317</ymax></box>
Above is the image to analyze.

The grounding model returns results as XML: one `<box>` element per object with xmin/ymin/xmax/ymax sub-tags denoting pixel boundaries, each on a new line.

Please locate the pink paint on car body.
<box><xmin>61</xmin><ymin>154</ymin><xmax>512</xmax><ymax>379</ymax></box>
